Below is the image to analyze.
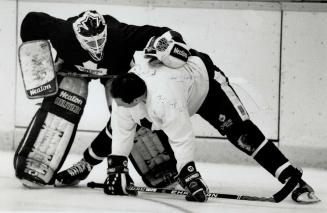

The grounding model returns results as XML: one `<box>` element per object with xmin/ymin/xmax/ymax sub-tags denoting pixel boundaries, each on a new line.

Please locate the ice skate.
<box><xmin>292</xmin><ymin>180</ymin><xmax>321</xmax><ymax>204</ymax></box>
<box><xmin>55</xmin><ymin>158</ymin><xmax>93</xmax><ymax>186</ymax></box>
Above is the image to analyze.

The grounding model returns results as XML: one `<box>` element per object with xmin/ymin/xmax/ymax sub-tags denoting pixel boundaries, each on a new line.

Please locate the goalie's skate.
<box><xmin>55</xmin><ymin>158</ymin><xmax>92</xmax><ymax>186</ymax></box>
<box><xmin>291</xmin><ymin>180</ymin><xmax>321</xmax><ymax>204</ymax></box>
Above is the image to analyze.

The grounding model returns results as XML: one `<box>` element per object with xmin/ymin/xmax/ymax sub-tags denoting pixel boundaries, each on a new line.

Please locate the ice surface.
<box><xmin>1</xmin><ymin>151</ymin><xmax>326</xmax><ymax>213</ymax></box>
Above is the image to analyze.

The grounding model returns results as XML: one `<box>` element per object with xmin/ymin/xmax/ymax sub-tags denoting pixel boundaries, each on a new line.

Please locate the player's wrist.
<box><xmin>107</xmin><ymin>155</ymin><xmax>129</xmax><ymax>173</ymax></box>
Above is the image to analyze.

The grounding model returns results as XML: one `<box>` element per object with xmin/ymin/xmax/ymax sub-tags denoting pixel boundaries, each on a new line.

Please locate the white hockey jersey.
<box><xmin>111</xmin><ymin>56</ymin><xmax>209</xmax><ymax>171</ymax></box>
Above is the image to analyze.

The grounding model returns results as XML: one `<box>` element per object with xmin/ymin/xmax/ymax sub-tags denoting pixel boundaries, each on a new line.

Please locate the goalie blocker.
<box><xmin>19</xmin><ymin>40</ymin><xmax>58</xmax><ymax>99</ymax></box>
<box><xmin>14</xmin><ymin>77</ymin><xmax>87</xmax><ymax>187</ymax></box>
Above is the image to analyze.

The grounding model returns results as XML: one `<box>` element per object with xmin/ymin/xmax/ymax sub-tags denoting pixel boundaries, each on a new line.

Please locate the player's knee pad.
<box><xmin>14</xmin><ymin>77</ymin><xmax>88</xmax><ymax>187</ymax></box>
<box><xmin>226</xmin><ymin>120</ymin><xmax>266</xmax><ymax>156</ymax></box>
<box><xmin>129</xmin><ymin>126</ymin><xmax>178</xmax><ymax>188</ymax></box>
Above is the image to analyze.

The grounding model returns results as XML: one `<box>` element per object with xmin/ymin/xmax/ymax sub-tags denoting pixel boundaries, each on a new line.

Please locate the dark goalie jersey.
<box><xmin>20</xmin><ymin>12</ymin><xmax>171</xmax><ymax>78</ymax></box>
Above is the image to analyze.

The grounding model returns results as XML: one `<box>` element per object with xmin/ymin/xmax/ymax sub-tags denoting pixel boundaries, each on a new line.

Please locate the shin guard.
<box><xmin>252</xmin><ymin>139</ymin><xmax>289</xmax><ymax>177</ymax></box>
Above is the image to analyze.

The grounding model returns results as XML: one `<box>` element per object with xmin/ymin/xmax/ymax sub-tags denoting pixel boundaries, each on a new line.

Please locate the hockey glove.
<box><xmin>177</xmin><ymin>161</ymin><xmax>209</xmax><ymax>202</ymax></box>
<box><xmin>104</xmin><ymin>155</ymin><xmax>137</xmax><ymax>196</ymax></box>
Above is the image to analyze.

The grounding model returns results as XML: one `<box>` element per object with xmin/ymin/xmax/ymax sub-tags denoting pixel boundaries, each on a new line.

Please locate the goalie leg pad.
<box><xmin>14</xmin><ymin>77</ymin><xmax>87</xmax><ymax>187</ymax></box>
<box><xmin>15</xmin><ymin>112</ymin><xmax>75</xmax><ymax>187</ymax></box>
<box><xmin>129</xmin><ymin>126</ymin><xmax>178</xmax><ymax>188</ymax></box>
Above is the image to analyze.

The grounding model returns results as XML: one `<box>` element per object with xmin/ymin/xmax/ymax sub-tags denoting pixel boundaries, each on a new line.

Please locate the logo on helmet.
<box><xmin>73</xmin><ymin>10</ymin><xmax>107</xmax><ymax>61</ymax></box>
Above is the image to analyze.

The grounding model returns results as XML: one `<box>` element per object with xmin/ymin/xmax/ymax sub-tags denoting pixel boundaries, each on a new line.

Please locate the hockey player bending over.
<box><xmin>101</xmin><ymin>37</ymin><xmax>320</xmax><ymax>203</ymax></box>
<box><xmin>14</xmin><ymin>10</ymin><xmax>183</xmax><ymax>188</ymax></box>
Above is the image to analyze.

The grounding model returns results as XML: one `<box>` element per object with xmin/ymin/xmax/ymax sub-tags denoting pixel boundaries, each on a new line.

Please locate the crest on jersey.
<box><xmin>73</xmin><ymin>10</ymin><xmax>107</xmax><ymax>61</ymax></box>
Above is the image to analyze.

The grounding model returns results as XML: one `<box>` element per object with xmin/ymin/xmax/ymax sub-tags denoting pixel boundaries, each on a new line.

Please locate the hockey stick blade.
<box><xmin>87</xmin><ymin>182</ymin><xmax>275</xmax><ymax>202</ymax></box>
<box><xmin>272</xmin><ymin>172</ymin><xmax>302</xmax><ymax>203</ymax></box>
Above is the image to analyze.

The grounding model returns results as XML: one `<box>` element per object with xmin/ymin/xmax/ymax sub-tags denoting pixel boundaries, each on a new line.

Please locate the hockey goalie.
<box><xmin>14</xmin><ymin>40</ymin><xmax>178</xmax><ymax>189</ymax></box>
<box><xmin>13</xmin><ymin>10</ymin><xmax>183</xmax><ymax>189</ymax></box>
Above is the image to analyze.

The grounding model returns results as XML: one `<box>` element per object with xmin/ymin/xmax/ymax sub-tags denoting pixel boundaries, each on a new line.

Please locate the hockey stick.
<box><xmin>57</xmin><ymin>71</ymin><xmax>117</xmax><ymax>79</ymax></box>
<box><xmin>87</xmin><ymin>181</ymin><xmax>275</xmax><ymax>202</ymax></box>
<box><xmin>87</xmin><ymin>173</ymin><xmax>300</xmax><ymax>203</ymax></box>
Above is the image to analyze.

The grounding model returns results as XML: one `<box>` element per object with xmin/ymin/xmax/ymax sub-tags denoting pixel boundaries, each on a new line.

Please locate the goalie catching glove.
<box><xmin>104</xmin><ymin>155</ymin><xmax>137</xmax><ymax>196</ymax></box>
<box><xmin>177</xmin><ymin>161</ymin><xmax>209</xmax><ymax>202</ymax></box>
<box><xmin>144</xmin><ymin>31</ymin><xmax>190</xmax><ymax>68</ymax></box>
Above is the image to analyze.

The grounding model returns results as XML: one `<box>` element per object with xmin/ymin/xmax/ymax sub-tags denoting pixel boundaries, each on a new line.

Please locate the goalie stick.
<box><xmin>57</xmin><ymin>71</ymin><xmax>117</xmax><ymax>79</ymax></box>
<box><xmin>87</xmin><ymin>174</ymin><xmax>300</xmax><ymax>203</ymax></box>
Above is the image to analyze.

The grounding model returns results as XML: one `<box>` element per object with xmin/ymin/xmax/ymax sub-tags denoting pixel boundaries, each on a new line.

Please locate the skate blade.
<box><xmin>54</xmin><ymin>179</ymin><xmax>80</xmax><ymax>187</ymax></box>
<box><xmin>296</xmin><ymin>192</ymin><xmax>321</xmax><ymax>204</ymax></box>
<box><xmin>21</xmin><ymin>179</ymin><xmax>53</xmax><ymax>189</ymax></box>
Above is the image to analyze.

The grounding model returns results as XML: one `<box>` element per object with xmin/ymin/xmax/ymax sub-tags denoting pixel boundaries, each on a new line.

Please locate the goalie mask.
<box><xmin>73</xmin><ymin>10</ymin><xmax>107</xmax><ymax>61</ymax></box>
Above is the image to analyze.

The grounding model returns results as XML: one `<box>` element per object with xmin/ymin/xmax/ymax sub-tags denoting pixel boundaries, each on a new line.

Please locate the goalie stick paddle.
<box><xmin>87</xmin><ymin>182</ymin><xmax>275</xmax><ymax>202</ymax></box>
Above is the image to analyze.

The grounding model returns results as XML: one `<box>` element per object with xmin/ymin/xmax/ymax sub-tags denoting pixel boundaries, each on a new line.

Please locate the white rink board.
<box><xmin>281</xmin><ymin>11</ymin><xmax>327</xmax><ymax>148</ymax></box>
<box><xmin>15</xmin><ymin>2</ymin><xmax>280</xmax><ymax>139</ymax></box>
<box><xmin>0</xmin><ymin>0</ymin><xmax>17</xmax><ymax>149</ymax></box>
